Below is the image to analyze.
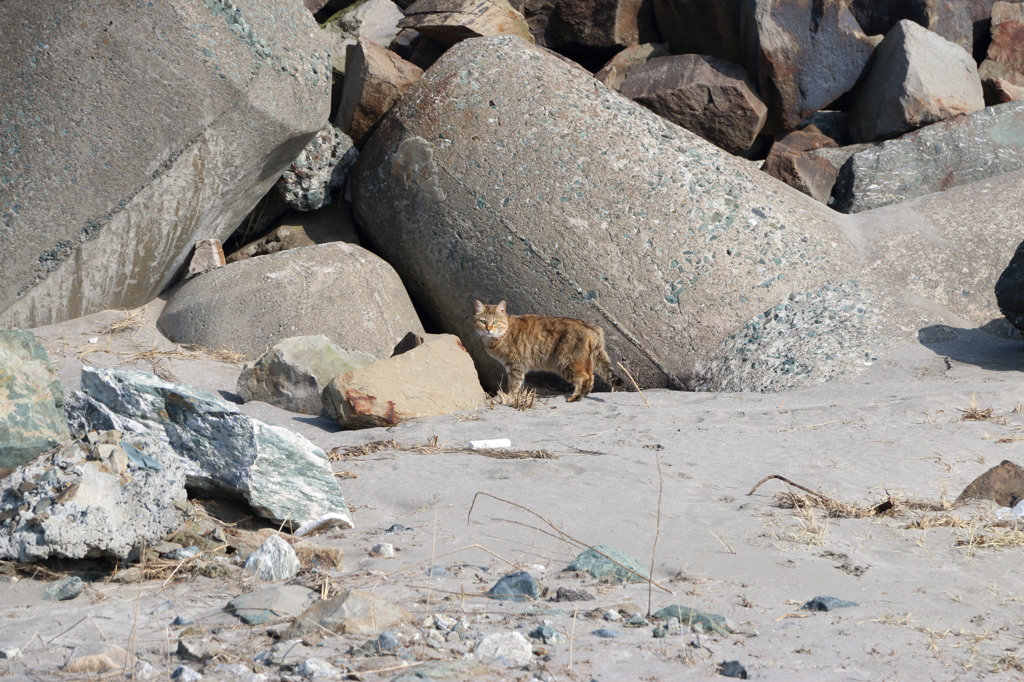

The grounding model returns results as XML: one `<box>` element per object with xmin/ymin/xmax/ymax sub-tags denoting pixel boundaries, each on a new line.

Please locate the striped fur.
<box><xmin>473</xmin><ymin>300</ymin><xmax>624</xmax><ymax>402</ymax></box>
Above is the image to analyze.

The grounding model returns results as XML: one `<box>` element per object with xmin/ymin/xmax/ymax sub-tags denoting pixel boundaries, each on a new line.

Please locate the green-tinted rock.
<box><xmin>653</xmin><ymin>604</ymin><xmax>732</xmax><ymax>636</ymax></box>
<box><xmin>236</xmin><ymin>335</ymin><xmax>377</xmax><ymax>415</ymax></box>
<box><xmin>564</xmin><ymin>545</ymin><xmax>650</xmax><ymax>584</ymax></box>
<box><xmin>0</xmin><ymin>329</ymin><xmax>70</xmax><ymax>468</ymax></box>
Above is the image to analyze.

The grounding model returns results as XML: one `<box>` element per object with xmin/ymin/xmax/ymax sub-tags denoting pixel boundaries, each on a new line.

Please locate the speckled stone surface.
<box><xmin>353</xmin><ymin>35</ymin><xmax>856</xmax><ymax>390</ymax></box>
<box><xmin>0</xmin><ymin>0</ymin><xmax>330</xmax><ymax>329</ymax></box>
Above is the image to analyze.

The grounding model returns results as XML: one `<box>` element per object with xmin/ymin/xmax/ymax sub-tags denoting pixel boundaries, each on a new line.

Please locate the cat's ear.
<box><xmin>496</xmin><ymin>300</ymin><xmax>506</xmax><ymax>314</ymax></box>
<box><xmin>474</xmin><ymin>300</ymin><xmax>485</xmax><ymax>314</ymax></box>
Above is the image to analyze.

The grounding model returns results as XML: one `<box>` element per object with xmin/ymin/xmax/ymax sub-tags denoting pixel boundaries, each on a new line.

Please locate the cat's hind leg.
<box><xmin>564</xmin><ymin>359</ymin><xmax>595</xmax><ymax>402</ymax></box>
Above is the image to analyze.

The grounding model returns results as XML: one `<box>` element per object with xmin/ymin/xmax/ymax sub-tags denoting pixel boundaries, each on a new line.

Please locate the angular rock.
<box><xmin>297</xmin><ymin>658</ymin><xmax>342</xmax><ymax>678</ymax></box>
<box><xmin>956</xmin><ymin>460</ymin><xmax>1024</xmax><ymax>507</ymax></box>
<box><xmin>256</xmin><ymin>639</ymin><xmax>315</xmax><ymax>668</ymax></box>
<box><xmin>226</xmin><ymin>202</ymin><xmax>362</xmax><ymax>264</ymax></box>
<box><xmin>322</xmin><ymin>334</ymin><xmax>486</xmax><ymax>428</ymax></box>
<box><xmin>233</xmin><ymin>528</ymin><xmax>345</xmax><ymax>569</ymax></box>
<box><xmin>237</xmin><ymin>335</ymin><xmax>378</xmax><ymax>415</ymax></box>
<box><xmin>652</xmin><ymin>604</ymin><xmax>732</xmax><ymax>635</ymax></box>
<box><xmin>594</xmin><ymin>42</ymin><xmax>669</xmax><ymax>91</ymax></box>
<box><xmin>352</xmin><ymin>36</ymin><xmax>856</xmax><ymax>390</ymax></box>
<box><xmin>650</xmin><ymin>0</ymin><xmax>742</xmax><ymax>64</ymax></box>
<box><xmin>389</xmin><ymin>29</ymin><xmax>446</xmax><ymax>70</ymax></box>
<box><xmin>835</xmin><ymin>99</ymin><xmax>1024</xmax><ymax>213</ymax></box>
<box><xmin>188</xmin><ymin>239</ymin><xmax>227</xmax><ymax>277</ymax></box>
<box><xmin>802</xmin><ymin>595</ymin><xmax>858</xmax><ymax>611</ymax></box>
<box><xmin>474</xmin><ymin>632</ymin><xmax>532</xmax><ymax>666</ymax></box>
<box><xmin>65</xmin><ymin>643</ymin><xmax>130</xmax><ymax>673</ymax></box>
<box><xmin>529</xmin><ymin>623</ymin><xmax>566</xmax><ymax>643</ymax></box>
<box><xmin>0</xmin><ymin>0</ymin><xmax>330</xmax><ymax>329</ymax></box>
<box><xmin>159</xmin><ymin>242</ymin><xmax>425</xmax><ymax>359</ymax></box>
<box><xmin>742</xmin><ymin>0</ymin><xmax>875</xmax><ymax>133</ymax></box>
<box><xmin>284</xmin><ymin>589</ymin><xmax>412</xmax><ymax>641</ymax></box>
<box><xmin>243</xmin><ymin>535</ymin><xmax>301</xmax><ymax>581</ymax></box>
<box><xmin>398</xmin><ymin>0</ymin><xmax>534</xmax><ymax>47</ymax></box>
<box><xmin>43</xmin><ymin>576</ymin><xmax>83</xmax><ymax>601</ymax></box>
<box><xmin>849</xmin><ymin>0</ymin><xmax>972</xmax><ymax>50</ymax></box>
<box><xmin>391</xmin><ymin>331</ymin><xmax>425</xmax><ymax>356</ymax></box>
<box><xmin>177</xmin><ymin>638</ymin><xmax>223</xmax><ymax>663</ymax></box>
<box><xmin>336</xmin><ymin>37</ymin><xmax>425</xmax><ymax>149</ymax></box>
<box><xmin>549</xmin><ymin>0</ymin><xmax>643</xmax><ymax>49</ymax></box>
<box><xmin>774</xmin><ymin>125</ymin><xmax>839</xmax><ymax>152</ymax></box>
<box><xmin>0</xmin><ymin>436</ymin><xmax>188</xmax><ymax>561</ymax></box>
<box><xmin>170</xmin><ymin>666</ymin><xmax>202</xmax><ymax>682</ymax></box>
<box><xmin>486</xmin><ymin>571</ymin><xmax>539</xmax><ymax>601</ymax></box>
<box><xmin>997</xmin><ymin>240</ymin><xmax>1024</xmax><ymax>333</ymax></box>
<box><xmin>979</xmin><ymin>2</ymin><xmax>1024</xmax><ymax>102</ymax></box>
<box><xmin>276</xmin><ymin>125</ymin><xmax>358</xmax><ymax>211</ymax></box>
<box><xmin>554</xmin><ymin>586</ymin><xmax>595</xmax><ymax>601</ymax></box>
<box><xmin>321</xmin><ymin>0</ymin><xmax>406</xmax><ymax>75</ymax></box>
<box><xmin>0</xmin><ymin>330</ymin><xmax>70</xmax><ymax>469</ymax></box>
<box><xmin>850</xmin><ymin>20</ymin><xmax>984</xmax><ymax>142</ymax></box>
<box><xmin>227</xmin><ymin>585</ymin><xmax>317</xmax><ymax>625</ymax></box>
<box><xmin>761</xmin><ymin>146</ymin><xmax>838</xmax><ymax>204</ymax></box>
<box><xmin>620</xmin><ymin>54</ymin><xmax>766</xmax><ymax>154</ymax></box>
<box><xmin>565</xmin><ymin>545</ymin><xmax>649</xmax><ymax>583</ymax></box>
<box><xmin>799</xmin><ymin>111</ymin><xmax>852</xmax><ymax>147</ymax></box>
<box><xmin>70</xmin><ymin>365</ymin><xmax>354</xmax><ymax>529</ymax></box>
<box><xmin>392</xmin><ymin>660</ymin><xmax>493</xmax><ymax>682</ymax></box>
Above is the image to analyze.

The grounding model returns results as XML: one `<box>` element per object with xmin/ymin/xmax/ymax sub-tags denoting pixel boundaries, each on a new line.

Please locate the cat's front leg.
<box><xmin>505</xmin><ymin>365</ymin><xmax>526</xmax><ymax>393</ymax></box>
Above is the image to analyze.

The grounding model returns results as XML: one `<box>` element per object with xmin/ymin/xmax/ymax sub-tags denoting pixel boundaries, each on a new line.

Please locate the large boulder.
<box><xmin>398</xmin><ymin>0</ymin><xmax>534</xmax><ymax>47</ymax></box>
<box><xmin>835</xmin><ymin>99</ymin><xmax>1024</xmax><ymax>213</ymax></box>
<box><xmin>0</xmin><ymin>0</ymin><xmax>330</xmax><ymax>329</ymax></box>
<box><xmin>67</xmin><ymin>365</ymin><xmax>354</xmax><ymax>529</ymax></box>
<box><xmin>158</xmin><ymin>242</ymin><xmax>424</xmax><ymax>359</ymax></box>
<box><xmin>996</xmin><ymin>238</ymin><xmax>1024</xmax><ymax>333</ymax></box>
<box><xmin>322</xmin><ymin>334</ymin><xmax>486</xmax><ymax>427</ymax></box>
<box><xmin>321</xmin><ymin>0</ymin><xmax>406</xmax><ymax>75</ymax></box>
<box><xmin>237</xmin><ymin>335</ymin><xmax>378</xmax><ymax>415</ymax></box>
<box><xmin>761</xmin><ymin>147</ymin><xmax>838</xmax><ymax>204</ymax></box>
<box><xmin>979</xmin><ymin>2</ymin><xmax>1024</xmax><ymax>102</ymax></box>
<box><xmin>650</xmin><ymin>0</ymin><xmax>743</xmax><ymax>64</ymax></box>
<box><xmin>848</xmin><ymin>0</ymin><xmax>973</xmax><ymax>50</ymax></box>
<box><xmin>226</xmin><ymin>201</ymin><xmax>363</xmax><ymax>263</ymax></box>
<box><xmin>549</xmin><ymin>0</ymin><xmax>644</xmax><ymax>49</ymax></box>
<box><xmin>850</xmin><ymin>20</ymin><xmax>984</xmax><ymax>142</ymax></box>
<box><xmin>619</xmin><ymin>54</ymin><xmax>767</xmax><ymax>154</ymax></box>
<box><xmin>741</xmin><ymin>0</ymin><xmax>875</xmax><ymax>133</ymax></box>
<box><xmin>0</xmin><ymin>330</ymin><xmax>70</xmax><ymax>469</ymax></box>
<box><xmin>594</xmin><ymin>42</ymin><xmax>670</xmax><ymax>91</ymax></box>
<box><xmin>351</xmin><ymin>36</ymin><xmax>856</xmax><ymax>389</ymax></box>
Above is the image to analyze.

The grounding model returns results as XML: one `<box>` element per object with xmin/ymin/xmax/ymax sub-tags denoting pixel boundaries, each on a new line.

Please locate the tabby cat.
<box><xmin>473</xmin><ymin>300</ymin><xmax>624</xmax><ymax>402</ymax></box>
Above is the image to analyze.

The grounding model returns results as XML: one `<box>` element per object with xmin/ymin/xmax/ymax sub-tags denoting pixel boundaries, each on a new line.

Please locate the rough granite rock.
<box><xmin>322</xmin><ymin>334</ymin><xmax>486</xmax><ymax>428</ymax></box>
<box><xmin>650</xmin><ymin>0</ymin><xmax>742</xmax><ymax>64</ymax></box>
<box><xmin>336</xmin><ymin>37</ymin><xmax>425</xmax><ymax>149</ymax></box>
<box><xmin>243</xmin><ymin>535</ymin><xmax>301</xmax><ymax>581</ymax></box>
<box><xmin>850</xmin><ymin>20</ymin><xmax>984</xmax><ymax>143</ymax></box>
<box><xmin>0</xmin><ymin>435</ymin><xmax>188</xmax><ymax>561</ymax></box>
<box><xmin>761</xmin><ymin>146</ymin><xmax>838</xmax><ymax>204</ymax></box>
<box><xmin>398</xmin><ymin>0</ymin><xmax>534</xmax><ymax>47</ymax></box>
<box><xmin>0</xmin><ymin>330</ymin><xmax>70</xmax><ymax>469</ymax></box>
<box><xmin>474</xmin><ymin>632</ymin><xmax>532</xmax><ymax>666</ymax></box>
<box><xmin>0</xmin><ymin>0</ymin><xmax>330</xmax><ymax>329</ymax></box>
<box><xmin>321</xmin><ymin>0</ymin><xmax>406</xmax><ymax>75</ymax></box>
<box><xmin>620</xmin><ymin>54</ymin><xmax>767</xmax><ymax>154</ymax></box>
<box><xmin>549</xmin><ymin>0</ymin><xmax>643</xmax><ymax>49</ymax></box>
<box><xmin>275</xmin><ymin>125</ymin><xmax>359</xmax><ymax>211</ymax></box>
<box><xmin>594</xmin><ymin>43</ymin><xmax>669</xmax><ymax>91</ymax></box>
<box><xmin>69</xmin><ymin>365</ymin><xmax>354</xmax><ymax>529</ymax></box>
<box><xmin>351</xmin><ymin>35</ymin><xmax>856</xmax><ymax>390</ymax></box>
<box><xmin>956</xmin><ymin>459</ymin><xmax>1024</xmax><ymax>507</ymax></box>
<box><xmin>741</xmin><ymin>0</ymin><xmax>875</xmax><ymax>133</ymax></box>
<box><xmin>237</xmin><ymin>335</ymin><xmax>378</xmax><ymax>415</ymax></box>
<box><xmin>849</xmin><ymin>0</ymin><xmax>972</xmax><ymax>49</ymax></box>
<box><xmin>979</xmin><ymin>2</ymin><xmax>1024</xmax><ymax>100</ymax></box>
<box><xmin>284</xmin><ymin>589</ymin><xmax>412</xmax><ymax>641</ymax></box>
<box><xmin>158</xmin><ymin>242</ymin><xmax>425</xmax><ymax>359</ymax></box>
<box><xmin>835</xmin><ymin>99</ymin><xmax>1024</xmax><ymax>213</ymax></box>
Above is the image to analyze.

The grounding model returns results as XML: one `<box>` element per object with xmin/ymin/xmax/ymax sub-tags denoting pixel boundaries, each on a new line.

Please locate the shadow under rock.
<box><xmin>292</xmin><ymin>414</ymin><xmax>344</xmax><ymax>433</ymax></box>
<box><xmin>917</xmin><ymin>319</ymin><xmax>1024</xmax><ymax>372</ymax></box>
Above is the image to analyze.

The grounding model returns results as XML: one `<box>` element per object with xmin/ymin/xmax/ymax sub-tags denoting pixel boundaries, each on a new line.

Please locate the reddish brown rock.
<box><xmin>775</xmin><ymin>125</ymin><xmax>838</xmax><ymax>152</ymax></box>
<box><xmin>761</xmin><ymin>145</ymin><xmax>838</xmax><ymax>204</ymax></box>
<box><xmin>398</xmin><ymin>0</ymin><xmax>533</xmax><ymax>47</ymax></box>
<box><xmin>321</xmin><ymin>334</ymin><xmax>486</xmax><ymax>428</ymax></box>
<box><xmin>594</xmin><ymin>42</ymin><xmax>669</xmax><ymax>91</ymax></box>
<box><xmin>336</xmin><ymin>38</ymin><xmax>424</xmax><ymax>150</ymax></box>
<box><xmin>956</xmin><ymin>460</ymin><xmax>1024</xmax><ymax>507</ymax></box>
<box><xmin>979</xmin><ymin>2</ymin><xmax>1024</xmax><ymax>102</ymax></box>
<box><xmin>650</xmin><ymin>0</ymin><xmax>743</xmax><ymax>64</ymax></box>
<box><xmin>743</xmin><ymin>0</ymin><xmax>875</xmax><ymax>133</ymax></box>
<box><xmin>619</xmin><ymin>54</ymin><xmax>766</xmax><ymax>154</ymax></box>
<box><xmin>848</xmin><ymin>0</ymin><xmax>972</xmax><ymax>50</ymax></box>
<box><xmin>549</xmin><ymin>0</ymin><xmax>642</xmax><ymax>49</ymax></box>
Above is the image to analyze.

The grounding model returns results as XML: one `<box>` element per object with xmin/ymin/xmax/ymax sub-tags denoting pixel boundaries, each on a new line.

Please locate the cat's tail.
<box><xmin>593</xmin><ymin>342</ymin><xmax>626</xmax><ymax>391</ymax></box>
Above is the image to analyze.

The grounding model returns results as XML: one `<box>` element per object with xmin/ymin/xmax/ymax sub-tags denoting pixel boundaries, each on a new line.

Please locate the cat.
<box><xmin>473</xmin><ymin>300</ymin><xmax>625</xmax><ymax>402</ymax></box>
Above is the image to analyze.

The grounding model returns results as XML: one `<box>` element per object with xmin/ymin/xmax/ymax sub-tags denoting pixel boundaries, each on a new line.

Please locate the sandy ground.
<box><xmin>4</xmin><ymin>299</ymin><xmax>1024</xmax><ymax>681</ymax></box>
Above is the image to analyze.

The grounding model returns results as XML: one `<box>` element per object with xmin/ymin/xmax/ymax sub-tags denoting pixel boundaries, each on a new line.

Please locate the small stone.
<box><xmin>432</xmin><ymin>614</ymin><xmax>457</xmax><ymax>631</ymax></box>
<box><xmin>243</xmin><ymin>535</ymin><xmax>301</xmax><ymax>582</ymax></box>
<box><xmin>65</xmin><ymin>643</ymin><xmax>130</xmax><ymax>673</ymax></box>
<box><xmin>486</xmin><ymin>571</ymin><xmax>539</xmax><ymax>602</ymax></box>
<box><xmin>624</xmin><ymin>614</ymin><xmax>649</xmax><ymax>627</ymax></box>
<box><xmin>177</xmin><ymin>638</ymin><xmax>222</xmax><ymax>662</ymax></box>
<box><xmin>377</xmin><ymin>630</ymin><xmax>400</xmax><ymax>651</ymax></box>
<box><xmin>43</xmin><ymin>576</ymin><xmax>83</xmax><ymax>601</ymax></box>
<box><xmin>529</xmin><ymin>624</ymin><xmax>566</xmax><ymax>644</ymax></box>
<box><xmin>602</xmin><ymin>610</ymin><xmax>621</xmax><ymax>621</ymax></box>
<box><xmin>592</xmin><ymin>628</ymin><xmax>619</xmax><ymax>638</ymax></box>
<box><xmin>227</xmin><ymin>585</ymin><xmax>317</xmax><ymax>626</ymax></box>
<box><xmin>369</xmin><ymin>542</ymin><xmax>394</xmax><ymax>558</ymax></box>
<box><xmin>652</xmin><ymin>627</ymin><xmax>668</xmax><ymax>638</ymax></box>
<box><xmin>0</xmin><ymin>647</ymin><xmax>19</xmax><ymax>660</ymax></box>
<box><xmin>165</xmin><ymin>546</ymin><xmax>201</xmax><ymax>561</ymax></box>
<box><xmin>718</xmin><ymin>660</ymin><xmax>748</xmax><ymax>679</ymax></box>
<box><xmin>170</xmin><ymin>665</ymin><xmax>203</xmax><ymax>681</ymax></box>
<box><xmin>255</xmin><ymin>639</ymin><xmax>314</xmax><ymax>668</ymax></box>
<box><xmin>554</xmin><ymin>586</ymin><xmax>595</xmax><ymax>602</ymax></box>
<box><xmin>653</xmin><ymin>605</ymin><xmax>732</xmax><ymax>636</ymax></box>
<box><xmin>134</xmin><ymin>660</ymin><xmax>159</xmax><ymax>680</ymax></box>
<box><xmin>801</xmin><ymin>596</ymin><xmax>858</xmax><ymax>611</ymax></box>
<box><xmin>425</xmin><ymin>564</ymin><xmax>450</xmax><ymax>578</ymax></box>
<box><xmin>296</xmin><ymin>657</ymin><xmax>341</xmax><ymax>678</ymax></box>
<box><xmin>385</xmin><ymin>523</ymin><xmax>410</xmax><ymax>533</ymax></box>
<box><xmin>284</xmin><ymin>589</ymin><xmax>412</xmax><ymax>641</ymax></box>
<box><xmin>564</xmin><ymin>545</ymin><xmax>649</xmax><ymax>583</ymax></box>
<box><xmin>474</xmin><ymin>632</ymin><xmax>532</xmax><ymax>667</ymax></box>
<box><xmin>172</xmin><ymin>615</ymin><xmax>197</xmax><ymax>627</ymax></box>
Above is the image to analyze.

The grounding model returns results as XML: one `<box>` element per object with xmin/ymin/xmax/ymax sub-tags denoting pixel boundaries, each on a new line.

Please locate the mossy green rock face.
<box><xmin>565</xmin><ymin>544</ymin><xmax>649</xmax><ymax>583</ymax></box>
<box><xmin>0</xmin><ymin>329</ymin><xmax>70</xmax><ymax>468</ymax></box>
<box><xmin>236</xmin><ymin>335</ymin><xmax>378</xmax><ymax>415</ymax></box>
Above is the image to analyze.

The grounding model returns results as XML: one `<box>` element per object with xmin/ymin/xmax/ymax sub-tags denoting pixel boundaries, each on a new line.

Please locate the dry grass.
<box><xmin>955</xmin><ymin>524</ymin><xmax>1024</xmax><ymax>554</ymax></box>
<box><xmin>489</xmin><ymin>387</ymin><xmax>537</xmax><ymax>410</ymax></box>
<box><xmin>763</xmin><ymin>505</ymin><xmax>830</xmax><ymax>546</ymax></box>
<box><xmin>327</xmin><ymin>435</ymin><xmax>556</xmax><ymax>462</ymax></box>
<box><xmin>960</xmin><ymin>394</ymin><xmax>995</xmax><ymax>421</ymax></box>
<box><xmin>95</xmin><ymin>309</ymin><xmax>144</xmax><ymax>336</ymax></box>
